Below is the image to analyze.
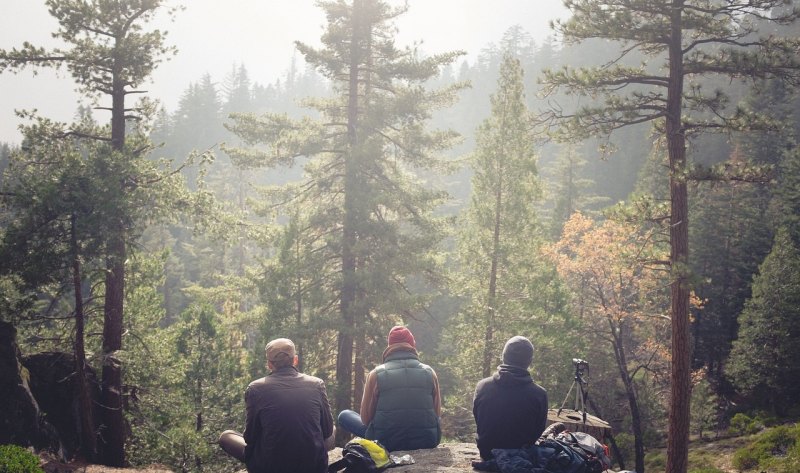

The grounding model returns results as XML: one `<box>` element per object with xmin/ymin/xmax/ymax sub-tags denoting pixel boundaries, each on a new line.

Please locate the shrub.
<box><xmin>728</xmin><ymin>413</ymin><xmax>762</xmax><ymax>436</ymax></box>
<box><xmin>0</xmin><ymin>445</ymin><xmax>44</xmax><ymax>473</ymax></box>
<box><xmin>732</xmin><ymin>424</ymin><xmax>799</xmax><ymax>471</ymax></box>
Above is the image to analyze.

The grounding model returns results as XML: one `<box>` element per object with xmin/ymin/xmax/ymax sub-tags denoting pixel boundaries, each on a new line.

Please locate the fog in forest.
<box><xmin>3</xmin><ymin>2</ymin><xmax>800</xmax><ymax>472</ymax></box>
<box><xmin>0</xmin><ymin>0</ymin><xmax>568</xmax><ymax>142</ymax></box>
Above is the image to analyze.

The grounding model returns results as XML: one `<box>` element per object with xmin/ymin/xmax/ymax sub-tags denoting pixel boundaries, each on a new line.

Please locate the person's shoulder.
<box><xmin>298</xmin><ymin>372</ymin><xmax>325</xmax><ymax>384</ymax></box>
<box><xmin>244</xmin><ymin>377</ymin><xmax>268</xmax><ymax>398</ymax></box>
<box><xmin>474</xmin><ymin>375</ymin><xmax>495</xmax><ymax>390</ymax></box>
<box><xmin>529</xmin><ymin>381</ymin><xmax>547</xmax><ymax>396</ymax></box>
<box><xmin>246</xmin><ymin>376</ymin><xmax>267</xmax><ymax>389</ymax></box>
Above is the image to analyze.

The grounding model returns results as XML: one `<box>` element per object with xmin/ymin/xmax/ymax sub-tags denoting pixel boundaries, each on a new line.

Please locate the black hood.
<box><xmin>493</xmin><ymin>364</ymin><xmax>533</xmax><ymax>387</ymax></box>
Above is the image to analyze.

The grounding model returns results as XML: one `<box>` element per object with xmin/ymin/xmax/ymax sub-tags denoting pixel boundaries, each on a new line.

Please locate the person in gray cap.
<box><xmin>472</xmin><ymin>335</ymin><xmax>548</xmax><ymax>460</ymax></box>
<box><xmin>218</xmin><ymin>338</ymin><xmax>334</xmax><ymax>473</ymax></box>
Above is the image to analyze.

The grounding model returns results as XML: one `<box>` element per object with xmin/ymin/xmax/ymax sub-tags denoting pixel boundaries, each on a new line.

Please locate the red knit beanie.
<box><xmin>387</xmin><ymin>326</ymin><xmax>416</xmax><ymax>347</ymax></box>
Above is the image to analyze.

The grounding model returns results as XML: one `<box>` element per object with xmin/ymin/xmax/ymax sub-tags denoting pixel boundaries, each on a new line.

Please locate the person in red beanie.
<box><xmin>337</xmin><ymin>326</ymin><xmax>442</xmax><ymax>451</ymax></box>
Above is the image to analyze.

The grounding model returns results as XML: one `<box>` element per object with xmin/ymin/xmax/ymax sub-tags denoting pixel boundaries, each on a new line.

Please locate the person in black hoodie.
<box><xmin>472</xmin><ymin>335</ymin><xmax>548</xmax><ymax>460</ymax></box>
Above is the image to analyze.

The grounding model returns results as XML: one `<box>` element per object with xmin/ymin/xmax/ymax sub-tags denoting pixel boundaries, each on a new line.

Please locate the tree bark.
<box><xmin>611</xmin><ymin>323</ymin><xmax>645</xmax><ymax>473</ymax></box>
<box><xmin>72</xmin><ymin>214</ymin><xmax>97</xmax><ymax>461</ymax></box>
<box><xmin>335</xmin><ymin>0</ymin><xmax>363</xmax><ymax>444</ymax></box>
<box><xmin>100</xmin><ymin>58</ymin><xmax>127</xmax><ymax>467</ymax></box>
<box><xmin>482</xmin><ymin>178</ymin><xmax>502</xmax><ymax>378</ymax></box>
<box><xmin>666</xmin><ymin>3</ymin><xmax>691</xmax><ymax>472</ymax></box>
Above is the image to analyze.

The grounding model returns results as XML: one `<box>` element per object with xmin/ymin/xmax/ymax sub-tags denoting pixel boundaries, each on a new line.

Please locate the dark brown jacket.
<box><xmin>243</xmin><ymin>366</ymin><xmax>334</xmax><ymax>473</ymax></box>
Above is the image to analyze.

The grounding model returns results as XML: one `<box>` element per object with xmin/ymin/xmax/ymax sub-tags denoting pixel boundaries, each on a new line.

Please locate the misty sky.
<box><xmin>0</xmin><ymin>0</ymin><xmax>569</xmax><ymax>143</ymax></box>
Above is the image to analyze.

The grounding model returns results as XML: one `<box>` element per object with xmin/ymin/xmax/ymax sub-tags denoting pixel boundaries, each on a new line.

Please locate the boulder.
<box><xmin>234</xmin><ymin>443</ymin><xmax>482</xmax><ymax>473</ymax></box>
<box><xmin>23</xmin><ymin>351</ymin><xmax>102</xmax><ymax>459</ymax></box>
<box><xmin>0</xmin><ymin>321</ymin><xmax>61</xmax><ymax>454</ymax></box>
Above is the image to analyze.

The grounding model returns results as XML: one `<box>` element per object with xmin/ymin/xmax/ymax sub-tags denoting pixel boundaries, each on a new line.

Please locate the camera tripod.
<box><xmin>557</xmin><ymin>358</ymin><xmax>590</xmax><ymax>425</ymax></box>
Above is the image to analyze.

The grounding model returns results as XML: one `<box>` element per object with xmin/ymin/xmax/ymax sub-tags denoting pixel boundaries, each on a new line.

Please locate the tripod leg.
<box><xmin>557</xmin><ymin>381</ymin><xmax>577</xmax><ymax>416</ymax></box>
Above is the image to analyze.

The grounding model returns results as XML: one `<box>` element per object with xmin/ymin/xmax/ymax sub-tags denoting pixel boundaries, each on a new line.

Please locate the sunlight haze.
<box><xmin>0</xmin><ymin>0</ymin><xmax>568</xmax><ymax>142</ymax></box>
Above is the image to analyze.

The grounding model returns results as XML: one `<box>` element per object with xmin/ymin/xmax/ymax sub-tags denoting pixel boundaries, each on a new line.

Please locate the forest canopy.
<box><xmin>2</xmin><ymin>1</ymin><xmax>800</xmax><ymax>473</ymax></box>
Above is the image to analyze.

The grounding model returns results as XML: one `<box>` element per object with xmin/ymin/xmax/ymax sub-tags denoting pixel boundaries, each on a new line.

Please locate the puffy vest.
<box><xmin>365</xmin><ymin>351</ymin><xmax>441</xmax><ymax>451</ymax></box>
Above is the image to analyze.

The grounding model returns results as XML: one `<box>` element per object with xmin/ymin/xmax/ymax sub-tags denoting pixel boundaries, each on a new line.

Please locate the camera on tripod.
<box><xmin>572</xmin><ymin>358</ymin><xmax>589</xmax><ymax>383</ymax></box>
<box><xmin>558</xmin><ymin>357</ymin><xmax>591</xmax><ymax>424</ymax></box>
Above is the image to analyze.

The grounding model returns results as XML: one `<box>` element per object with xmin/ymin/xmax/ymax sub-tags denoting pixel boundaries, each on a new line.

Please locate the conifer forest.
<box><xmin>2</xmin><ymin>1</ymin><xmax>800</xmax><ymax>473</ymax></box>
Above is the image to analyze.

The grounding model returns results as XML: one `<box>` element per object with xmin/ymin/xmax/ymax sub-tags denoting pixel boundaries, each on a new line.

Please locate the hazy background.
<box><xmin>0</xmin><ymin>0</ymin><xmax>569</xmax><ymax>143</ymax></box>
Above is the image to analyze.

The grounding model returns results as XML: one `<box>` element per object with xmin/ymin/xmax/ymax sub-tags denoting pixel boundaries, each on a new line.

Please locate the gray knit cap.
<box><xmin>502</xmin><ymin>336</ymin><xmax>534</xmax><ymax>368</ymax></box>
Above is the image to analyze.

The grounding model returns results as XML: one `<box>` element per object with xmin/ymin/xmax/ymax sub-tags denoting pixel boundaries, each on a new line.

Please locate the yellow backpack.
<box><xmin>328</xmin><ymin>437</ymin><xmax>393</xmax><ymax>472</ymax></box>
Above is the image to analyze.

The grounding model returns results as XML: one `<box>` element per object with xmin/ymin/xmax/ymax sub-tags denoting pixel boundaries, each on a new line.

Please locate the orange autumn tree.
<box><xmin>544</xmin><ymin>212</ymin><xmax>670</xmax><ymax>473</ymax></box>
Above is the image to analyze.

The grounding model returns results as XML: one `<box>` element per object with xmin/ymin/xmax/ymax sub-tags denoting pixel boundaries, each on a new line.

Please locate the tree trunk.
<box><xmin>335</xmin><ymin>0</ymin><xmax>364</xmax><ymax>444</ymax></box>
<box><xmin>482</xmin><ymin>141</ymin><xmax>505</xmax><ymax>378</ymax></box>
<box><xmin>72</xmin><ymin>215</ymin><xmax>97</xmax><ymax>461</ymax></box>
<box><xmin>100</xmin><ymin>67</ymin><xmax>127</xmax><ymax>467</ymax></box>
<box><xmin>295</xmin><ymin>235</ymin><xmax>304</xmax><ymax>373</ymax></box>
<box><xmin>611</xmin><ymin>323</ymin><xmax>645</xmax><ymax>473</ymax></box>
<box><xmin>353</xmin><ymin>320</ymin><xmax>366</xmax><ymax>413</ymax></box>
<box><xmin>666</xmin><ymin>3</ymin><xmax>691</xmax><ymax>472</ymax></box>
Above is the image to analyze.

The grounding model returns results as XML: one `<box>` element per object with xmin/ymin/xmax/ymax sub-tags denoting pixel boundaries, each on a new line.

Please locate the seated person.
<box><xmin>338</xmin><ymin>326</ymin><xmax>441</xmax><ymax>451</ymax></box>
<box><xmin>473</xmin><ymin>335</ymin><xmax>548</xmax><ymax>459</ymax></box>
<box><xmin>218</xmin><ymin>338</ymin><xmax>334</xmax><ymax>473</ymax></box>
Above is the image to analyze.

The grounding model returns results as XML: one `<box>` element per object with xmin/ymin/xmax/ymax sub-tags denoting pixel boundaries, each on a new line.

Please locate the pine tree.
<box><xmin>454</xmin><ymin>53</ymin><xmax>542</xmax><ymax>377</ymax></box>
<box><xmin>1</xmin><ymin>1</ymin><xmax>179</xmax><ymax>463</ymax></box>
<box><xmin>726</xmin><ymin>228</ymin><xmax>800</xmax><ymax>414</ymax></box>
<box><xmin>225</xmin><ymin>0</ymin><xmax>464</xmax><ymax>432</ymax></box>
<box><xmin>690</xmin><ymin>151</ymin><xmax>772</xmax><ymax>382</ymax></box>
<box><xmin>540</xmin><ymin>3</ymin><xmax>800</xmax><ymax>471</ymax></box>
<box><xmin>544</xmin><ymin>143</ymin><xmax>608</xmax><ymax>238</ymax></box>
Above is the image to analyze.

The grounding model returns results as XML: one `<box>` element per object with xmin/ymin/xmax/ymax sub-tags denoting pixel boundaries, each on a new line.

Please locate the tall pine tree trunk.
<box><xmin>666</xmin><ymin>3</ymin><xmax>691</xmax><ymax>472</ymax></box>
<box><xmin>72</xmin><ymin>215</ymin><xmax>97</xmax><ymax>461</ymax></box>
<box><xmin>482</xmin><ymin>132</ymin><xmax>506</xmax><ymax>378</ymax></box>
<box><xmin>100</xmin><ymin>69</ymin><xmax>127</xmax><ymax>467</ymax></box>
<box><xmin>482</xmin><ymin>181</ymin><xmax>502</xmax><ymax>377</ymax></box>
<box><xmin>353</xmin><ymin>314</ymin><xmax>366</xmax><ymax>413</ymax></box>
<box><xmin>335</xmin><ymin>0</ymin><xmax>363</xmax><ymax>444</ymax></box>
<box><xmin>295</xmin><ymin>235</ymin><xmax>304</xmax><ymax>373</ymax></box>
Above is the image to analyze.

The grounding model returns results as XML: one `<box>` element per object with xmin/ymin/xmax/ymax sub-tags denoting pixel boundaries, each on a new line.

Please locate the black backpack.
<box><xmin>536</xmin><ymin>438</ymin><xmax>593</xmax><ymax>473</ymax></box>
<box><xmin>547</xmin><ymin>431</ymin><xmax>608</xmax><ymax>473</ymax></box>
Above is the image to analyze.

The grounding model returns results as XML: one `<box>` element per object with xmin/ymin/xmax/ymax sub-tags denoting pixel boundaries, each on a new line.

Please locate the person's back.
<box><xmin>219</xmin><ymin>338</ymin><xmax>334</xmax><ymax>473</ymax></box>
<box><xmin>337</xmin><ymin>326</ymin><xmax>442</xmax><ymax>452</ymax></box>
<box><xmin>366</xmin><ymin>349</ymin><xmax>441</xmax><ymax>451</ymax></box>
<box><xmin>244</xmin><ymin>368</ymin><xmax>332</xmax><ymax>473</ymax></box>
<box><xmin>473</xmin><ymin>336</ymin><xmax>548</xmax><ymax>460</ymax></box>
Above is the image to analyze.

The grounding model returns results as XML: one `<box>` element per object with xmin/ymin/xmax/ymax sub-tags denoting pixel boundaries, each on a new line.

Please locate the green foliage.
<box><xmin>124</xmin><ymin>255</ymin><xmax>248</xmax><ymax>472</ymax></box>
<box><xmin>0</xmin><ymin>275</ymin><xmax>36</xmax><ymax>324</ymax></box>
<box><xmin>225</xmin><ymin>0</ymin><xmax>465</xmax><ymax>412</ymax></box>
<box><xmin>0</xmin><ymin>445</ymin><xmax>43</xmax><ymax>473</ymax></box>
<box><xmin>729</xmin><ymin>413</ymin><xmax>764</xmax><ymax>437</ymax></box>
<box><xmin>691</xmin><ymin>378</ymin><xmax>720</xmax><ymax>439</ymax></box>
<box><xmin>726</xmin><ymin>228</ymin><xmax>800</xmax><ymax>413</ymax></box>
<box><xmin>732</xmin><ymin>424</ymin><xmax>800</xmax><ymax>472</ymax></box>
<box><xmin>448</xmin><ymin>52</ymin><xmax>559</xmax><ymax>379</ymax></box>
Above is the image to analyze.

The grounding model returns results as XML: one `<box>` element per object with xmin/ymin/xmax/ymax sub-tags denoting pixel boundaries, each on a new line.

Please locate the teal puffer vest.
<box><xmin>365</xmin><ymin>351</ymin><xmax>441</xmax><ymax>451</ymax></box>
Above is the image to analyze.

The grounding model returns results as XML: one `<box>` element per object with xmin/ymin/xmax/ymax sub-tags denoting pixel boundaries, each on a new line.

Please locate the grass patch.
<box><xmin>732</xmin><ymin>424</ymin><xmax>800</xmax><ymax>471</ymax></box>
